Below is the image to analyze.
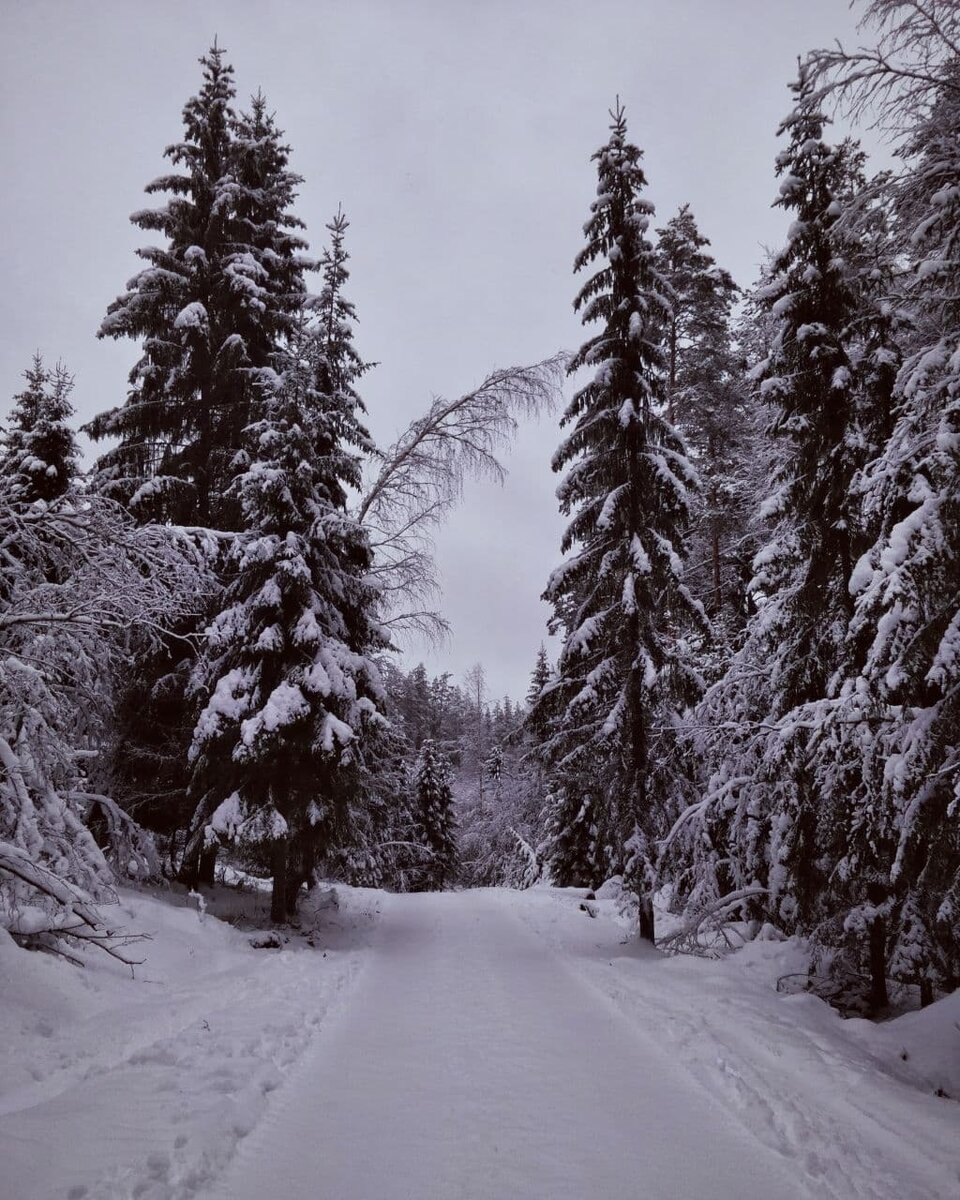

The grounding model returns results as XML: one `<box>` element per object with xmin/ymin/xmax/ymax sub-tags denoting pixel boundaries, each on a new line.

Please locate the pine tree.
<box><xmin>654</xmin><ymin>207</ymin><xmax>749</xmax><ymax>629</ymax></box>
<box><xmin>0</xmin><ymin>355</ymin><xmax>78</xmax><ymax>504</ymax></box>
<box><xmin>399</xmin><ymin>663</ymin><xmax>432</xmax><ymax>750</ymax></box>
<box><xmin>187</xmin><ymin>328</ymin><xmax>387</xmax><ymax>921</ymax></box>
<box><xmin>413</xmin><ymin>740</ymin><xmax>457</xmax><ymax>890</ymax></box>
<box><xmin>542</xmin><ymin>103</ymin><xmax>706</xmax><ymax>937</ymax></box>
<box><xmin>87</xmin><ymin>45</ymin><xmax>313</xmax><ymax>527</ymax></box>
<box><xmin>655</xmin><ymin>205</ymin><xmax>738</xmax><ymax>423</ymax></box>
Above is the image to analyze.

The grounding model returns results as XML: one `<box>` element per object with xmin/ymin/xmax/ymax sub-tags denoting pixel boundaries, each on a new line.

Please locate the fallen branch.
<box><xmin>0</xmin><ymin>839</ymin><xmax>147</xmax><ymax>970</ymax></box>
<box><xmin>657</xmin><ymin>886</ymin><xmax>769</xmax><ymax>957</ymax></box>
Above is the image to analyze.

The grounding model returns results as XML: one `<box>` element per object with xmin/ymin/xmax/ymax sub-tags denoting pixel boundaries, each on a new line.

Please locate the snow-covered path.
<box><xmin>215</xmin><ymin>889</ymin><xmax>801</xmax><ymax>1200</ymax></box>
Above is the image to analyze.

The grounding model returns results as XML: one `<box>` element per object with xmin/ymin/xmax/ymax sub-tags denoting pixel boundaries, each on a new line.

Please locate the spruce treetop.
<box><xmin>0</xmin><ymin>354</ymin><xmax>79</xmax><ymax>504</ymax></box>
<box><xmin>88</xmin><ymin>44</ymin><xmax>317</xmax><ymax>527</ymax></box>
<box><xmin>752</xmin><ymin>67</ymin><xmax>875</xmax><ymax>690</ymax></box>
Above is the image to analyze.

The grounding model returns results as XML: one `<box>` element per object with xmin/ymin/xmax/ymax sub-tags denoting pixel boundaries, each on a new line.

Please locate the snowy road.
<box><xmin>214</xmin><ymin>890</ymin><xmax>802</xmax><ymax>1200</ymax></box>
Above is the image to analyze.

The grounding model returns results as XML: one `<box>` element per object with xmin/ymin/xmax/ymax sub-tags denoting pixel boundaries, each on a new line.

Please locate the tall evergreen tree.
<box><xmin>0</xmin><ymin>355</ymin><xmax>78</xmax><ymax>504</ymax></box>
<box><xmin>655</xmin><ymin>207</ymin><xmax>750</xmax><ymax>629</ymax></box>
<box><xmin>88</xmin><ymin>50</ymin><xmax>320</xmax><ymax>875</ymax></box>
<box><xmin>831</xmin><ymin>58</ymin><xmax>960</xmax><ymax>999</ymax></box>
<box><xmin>413</xmin><ymin>739</ymin><xmax>458</xmax><ymax>890</ymax></box>
<box><xmin>736</xmin><ymin>76</ymin><xmax>892</xmax><ymax>938</ymax></box>
<box><xmin>540</xmin><ymin>104</ymin><xmax>706</xmax><ymax>938</ymax></box>
<box><xmin>87</xmin><ymin>45</ymin><xmax>313</xmax><ymax>528</ymax></box>
<box><xmin>525</xmin><ymin>645</ymin><xmax>551</xmax><ymax>711</ymax></box>
<box><xmin>669</xmin><ymin>71</ymin><xmax>904</xmax><ymax>999</ymax></box>
<box><xmin>188</xmin><ymin>329</ymin><xmax>387</xmax><ymax>920</ymax></box>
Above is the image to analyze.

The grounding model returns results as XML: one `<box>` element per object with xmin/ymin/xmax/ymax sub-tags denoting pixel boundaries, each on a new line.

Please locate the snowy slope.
<box><xmin>503</xmin><ymin>887</ymin><xmax>960</xmax><ymax>1200</ymax></box>
<box><xmin>0</xmin><ymin>885</ymin><xmax>382</xmax><ymax>1200</ymax></box>
<box><xmin>1</xmin><ymin>884</ymin><xmax>956</xmax><ymax>1199</ymax></box>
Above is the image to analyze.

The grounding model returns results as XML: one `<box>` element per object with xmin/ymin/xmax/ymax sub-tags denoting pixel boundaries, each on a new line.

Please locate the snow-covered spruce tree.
<box><xmin>525</xmin><ymin>645</ymin><xmax>551</xmax><ymax>717</ymax></box>
<box><xmin>541</xmin><ymin>786</ymin><xmax>605</xmax><ymax>890</ymax></box>
<box><xmin>540</xmin><ymin>104</ymin><xmax>706</xmax><ymax>938</ymax></box>
<box><xmin>654</xmin><ymin>207</ymin><xmax>752</xmax><ymax>635</ymax></box>
<box><xmin>665</xmin><ymin>71</ymin><xmax>902</xmax><ymax>979</ymax></box>
<box><xmin>807</xmin><ymin>9</ymin><xmax>960</xmax><ymax>998</ymax></box>
<box><xmin>852</xmin><ymin>80</ymin><xmax>960</xmax><ymax>1001</ymax></box>
<box><xmin>87</xmin><ymin>45</ymin><xmax>313</xmax><ymax>528</ymax></box>
<box><xmin>752</xmin><ymin>81</ymin><xmax>872</xmax><ymax>710</ymax></box>
<box><xmin>413</xmin><ymin>740</ymin><xmax>457</xmax><ymax>891</ymax></box>
<box><xmin>187</xmin><ymin>328</ymin><xmax>387</xmax><ymax>922</ymax></box>
<box><xmin>316</xmin><ymin>208</ymin><xmax>370</xmax><ymax>403</ymax></box>
<box><xmin>0</xmin><ymin>355</ymin><xmax>78</xmax><ymax>505</ymax></box>
<box><xmin>90</xmin><ymin>55</ymin><xmax>317</xmax><ymax>870</ymax></box>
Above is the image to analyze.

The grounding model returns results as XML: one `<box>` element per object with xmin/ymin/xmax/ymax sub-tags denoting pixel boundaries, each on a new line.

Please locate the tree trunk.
<box><xmin>198</xmin><ymin>844</ymin><xmax>217</xmax><ymax>886</ymax></box>
<box><xmin>285</xmin><ymin>836</ymin><xmax>312</xmax><ymax>916</ymax></box>
<box><xmin>711</xmin><ymin>523</ymin><xmax>722</xmax><ymax>616</ymax></box>
<box><xmin>919</xmin><ymin>976</ymin><xmax>934</xmax><ymax>1008</ymax></box>
<box><xmin>271</xmin><ymin>837</ymin><xmax>289</xmax><ymax>925</ymax></box>
<box><xmin>285</xmin><ymin>874</ymin><xmax>302</xmax><ymax>916</ymax></box>
<box><xmin>177</xmin><ymin>824</ymin><xmax>206</xmax><ymax>889</ymax></box>
<box><xmin>868</xmin><ymin>912</ymin><xmax>889</xmax><ymax>1012</ymax></box>
<box><xmin>637</xmin><ymin>892</ymin><xmax>656</xmax><ymax>944</ymax></box>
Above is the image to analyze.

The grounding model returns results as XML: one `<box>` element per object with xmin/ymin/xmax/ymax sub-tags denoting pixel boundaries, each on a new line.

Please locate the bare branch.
<box><xmin>357</xmin><ymin>356</ymin><xmax>565</xmax><ymax>638</ymax></box>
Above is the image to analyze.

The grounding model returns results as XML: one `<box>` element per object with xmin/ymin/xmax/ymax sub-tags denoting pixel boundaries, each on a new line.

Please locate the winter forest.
<box><xmin>1</xmin><ymin>2</ymin><xmax>959</xmax><ymax>1198</ymax></box>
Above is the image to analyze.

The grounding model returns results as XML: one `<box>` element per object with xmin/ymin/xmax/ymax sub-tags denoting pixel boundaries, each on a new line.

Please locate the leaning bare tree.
<box><xmin>356</xmin><ymin>357</ymin><xmax>565</xmax><ymax>639</ymax></box>
<box><xmin>806</xmin><ymin>0</ymin><xmax>960</xmax><ymax>130</ymax></box>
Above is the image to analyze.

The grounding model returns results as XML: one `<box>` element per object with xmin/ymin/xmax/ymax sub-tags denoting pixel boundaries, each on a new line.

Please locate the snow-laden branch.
<box><xmin>0</xmin><ymin>838</ymin><xmax>146</xmax><ymax>968</ymax></box>
<box><xmin>0</xmin><ymin>493</ymin><xmax>212</xmax><ymax>957</ymax></box>
<box><xmin>656</xmin><ymin>886</ymin><xmax>769</xmax><ymax>957</ymax></box>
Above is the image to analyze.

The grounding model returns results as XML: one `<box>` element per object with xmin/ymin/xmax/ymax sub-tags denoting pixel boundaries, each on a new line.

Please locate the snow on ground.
<box><xmin>501</xmin><ymin>886</ymin><xmax>960</xmax><ymax>1200</ymax></box>
<box><xmin>213</xmin><ymin>887</ymin><xmax>802</xmax><ymax>1200</ymax></box>
<box><xmin>0</xmin><ymin>882</ymin><xmax>382</xmax><ymax>1200</ymax></box>
<box><xmin>0</xmin><ymin>883</ymin><xmax>957</xmax><ymax>1200</ymax></box>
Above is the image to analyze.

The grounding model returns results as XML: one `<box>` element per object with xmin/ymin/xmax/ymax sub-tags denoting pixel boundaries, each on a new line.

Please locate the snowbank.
<box><xmin>499</xmin><ymin>886</ymin><xmax>960</xmax><ymax>1200</ymax></box>
<box><xmin>0</xmin><ymin>882</ymin><xmax>383</xmax><ymax>1199</ymax></box>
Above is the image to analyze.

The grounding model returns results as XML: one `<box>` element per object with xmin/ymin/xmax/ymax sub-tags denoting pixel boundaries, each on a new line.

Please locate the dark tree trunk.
<box><xmin>198</xmin><ymin>844</ymin><xmax>217</xmax><ymax>886</ymax></box>
<box><xmin>919</xmin><ymin>977</ymin><xmax>934</xmax><ymax>1008</ymax></box>
<box><xmin>637</xmin><ymin>893</ymin><xmax>656</xmax><ymax>943</ymax></box>
<box><xmin>271</xmin><ymin>837</ymin><xmax>289</xmax><ymax>925</ymax></box>
<box><xmin>284</xmin><ymin>836</ymin><xmax>312</xmax><ymax>916</ymax></box>
<box><xmin>177</xmin><ymin>825</ymin><xmax>206</xmax><ymax>889</ymax></box>
<box><xmin>285</xmin><ymin>875</ymin><xmax>302</xmax><ymax>916</ymax></box>
<box><xmin>868</xmin><ymin>912</ymin><xmax>889</xmax><ymax>1012</ymax></box>
<box><xmin>711</xmin><ymin>524</ymin><xmax>722</xmax><ymax>616</ymax></box>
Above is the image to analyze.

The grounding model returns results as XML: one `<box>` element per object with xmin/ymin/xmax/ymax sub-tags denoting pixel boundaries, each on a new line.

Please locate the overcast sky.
<box><xmin>1</xmin><ymin>0</ymin><xmax>884</xmax><ymax>702</ymax></box>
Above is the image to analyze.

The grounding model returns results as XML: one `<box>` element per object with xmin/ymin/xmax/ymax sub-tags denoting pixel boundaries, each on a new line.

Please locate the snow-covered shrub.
<box><xmin>0</xmin><ymin>492</ymin><xmax>208</xmax><ymax>955</ymax></box>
